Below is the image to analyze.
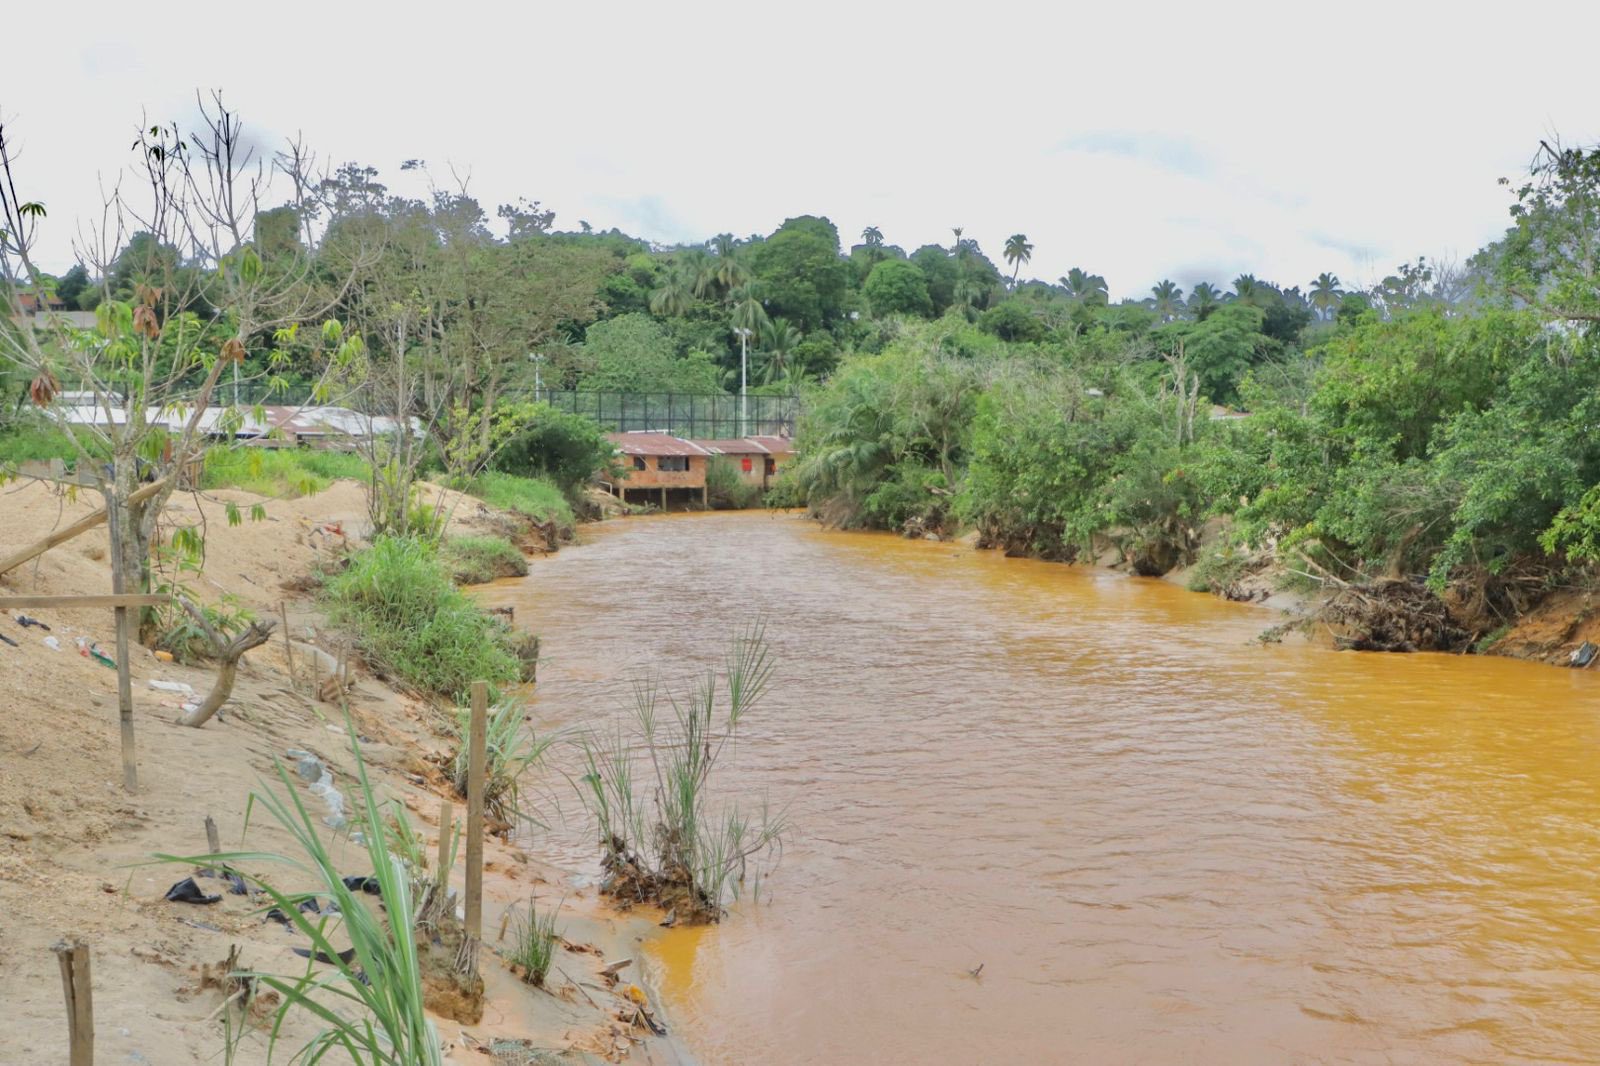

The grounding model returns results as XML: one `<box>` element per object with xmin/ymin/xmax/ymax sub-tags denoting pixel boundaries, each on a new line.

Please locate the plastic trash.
<box><xmin>342</xmin><ymin>875</ymin><xmax>381</xmax><ymax>895</ymax></box>
<box><xmin>149</xmin><ymin>680</ymin><xmax>195</xmax><ymax>695</ymax></box>
<box><xmin>224</xmin><ymin>871</ymin><xmax>249</xmax><ymax>895</ymax></box>
<box><xmin>163</xmin><ymin>877</ymin><xmax>221</xmax><ymax>905</ymax></box>
<box><xmin>153</xmin><ymin>650</ymin><xmax>174</xmax><ymax>663</ymax></box>
<box><xmin>295</xmin><ymin>756</ymin><xmax>324</xmax><ymax>783</ymax></box>
<box><xmin>90</xmin><ymin>646</ymin><xmax>116</xmax><ymax>669</ymax></box>
<box><xmin>0</xmin><ymin>632</ymin><xmax>16</xmax><ymax>648</ymax></box>
<box><xmin>16</xmin><ymin>615</ymin><xmax>50</xmax><ymax>631</ymax></box>
<box><xmin>293</xmin><ymin>946</ymin><xmax>358</xmax><ymax>965</ymax></box>
<box><xmin>1572</xmin><ymin>641</ymin><xmax>1598</xmax><ymax>668</ymax></box>
<box><xmin>42</xmin><ymin>636</ymin><xmax>61</xmax><ymax>651</ymax></box>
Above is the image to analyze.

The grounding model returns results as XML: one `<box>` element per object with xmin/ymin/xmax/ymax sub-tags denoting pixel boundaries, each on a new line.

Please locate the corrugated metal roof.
<box><xmin>606</xmin><ymin>432</ymin><xmax>711</xmax><ymax>457</ymax></box>
<box><xmin>694</xmin><ymin>436</ymin><xmax>796</xmax><ymax>456</ymax></box>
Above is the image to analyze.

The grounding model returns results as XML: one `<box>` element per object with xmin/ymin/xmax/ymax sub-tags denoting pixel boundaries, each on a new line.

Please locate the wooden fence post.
<box><xmin>436</xmin><ymin>798</ymin><xmax>454</xmax><ymax>880</ymax></box>
<box><xmin>52</xmin><ymin>937</ymin><xmax>93</xmax><ymax>1066</ymax></box>
<box><xmin>104</xmin><ymin>493</ymin><xmax>136</xmax><ymax>793</ymax></box>
<box><xmin>465</xmin><ymin>681</ymin><xmax>487</xmax><ymax>942</ymax></box>
<box><xmin>203</xmin><ymin>815</ymin><xmax>220</xmax><ymax>876</ymax></box>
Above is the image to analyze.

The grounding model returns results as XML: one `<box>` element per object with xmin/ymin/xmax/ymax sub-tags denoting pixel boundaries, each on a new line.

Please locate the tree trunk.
<box><xmin>172</xmin><ymin>598</ymin><xmax>276</xmax><ymax>728</ymax></box>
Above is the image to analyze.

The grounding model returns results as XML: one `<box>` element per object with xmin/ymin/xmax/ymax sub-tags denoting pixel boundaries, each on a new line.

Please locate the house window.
<box><xmin>765</xmin><ymin>457</ymin><xmax>777</xmax><ymax>475</ymax></box>
<box><xmin>658</xmin><ymin>455</ymin><xmax>689</xmax><ymax>472</ymax></box>
<box><xmin>741</xmin><ymin>457</ymin><xmax>753</xmax><ymax>473</ymax></box>
<box><xmin>633</xmin><ymin>456</ymin><xmax>647</xmax><ymax>471</ymax></box>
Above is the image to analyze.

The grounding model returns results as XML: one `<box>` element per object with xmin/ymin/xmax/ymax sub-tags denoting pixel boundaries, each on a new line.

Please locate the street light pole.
<box><xmin>734</xmin><ymin>327</ymin><xmax>751</xmax><ymax>437</ymax></box>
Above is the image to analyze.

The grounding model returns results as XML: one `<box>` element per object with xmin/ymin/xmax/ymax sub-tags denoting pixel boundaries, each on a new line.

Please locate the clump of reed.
<box><xmin>579</xmin><ymin>620</ymin><xmax>787</xmax><ymax>923</ymax></box>
<box><xmin>506</xmin><ymin>894</ymin><xmax>564</xmax><ymax>987</ymax></box>
<box><xmin>451</xmin><ymin>698</ymin><xmax>553</xmax><ymax>832</ymax></box>
<box><xmin>156</xmin><ymin>723</ymin><xmax>443</xmax><ymax>1065</ymax></box>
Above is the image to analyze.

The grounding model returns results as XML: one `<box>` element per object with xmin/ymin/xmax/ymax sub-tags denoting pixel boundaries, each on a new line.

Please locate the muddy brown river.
<box><xmin>481</xmin><ymin>511</ymin><xmax>1600</xmax><ymax>1064</ymax></box>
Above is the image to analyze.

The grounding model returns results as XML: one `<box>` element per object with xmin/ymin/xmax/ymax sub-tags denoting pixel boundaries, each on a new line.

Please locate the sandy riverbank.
<box><xmin>0</xmin><ymin>476</ymin><xmax>690</xmax><ymax>1064</ymax></box>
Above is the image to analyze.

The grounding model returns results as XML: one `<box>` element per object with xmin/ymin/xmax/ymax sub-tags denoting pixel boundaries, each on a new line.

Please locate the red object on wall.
<box><xmin>741</xmin><ymin>457</ymin><xmax>753</xmax><ymax>472</ymax></box>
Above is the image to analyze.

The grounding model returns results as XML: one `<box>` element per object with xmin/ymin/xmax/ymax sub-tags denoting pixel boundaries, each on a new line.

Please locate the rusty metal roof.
<box><xmin>694</xmin><ymin>436</ymin><xmax>796</xmax><ymax>456</ymax></box>
<box><xmin>606</xmin><ymin>432</ymin><xmax>711</xmax><ymax>457</ymax></box>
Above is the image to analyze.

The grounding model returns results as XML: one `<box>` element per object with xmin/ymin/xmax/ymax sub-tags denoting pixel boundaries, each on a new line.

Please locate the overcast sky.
<box><xmin>5</xmin><ymin>0</ymin><xmax>1598</xmax><ymax>301</ymax></box>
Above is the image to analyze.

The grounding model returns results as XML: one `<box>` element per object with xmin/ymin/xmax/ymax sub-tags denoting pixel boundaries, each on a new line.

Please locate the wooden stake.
<box><xmin>279</xmin><ymin>601</ymin><xmax>295</xmax><ymax>692</ymax></box>
<box><xmin>52</xmin><ymin>937</ymin><xmax>93</xmax><ymax>1066</ymax></box>
<box><xmin>105</xmin><ymin>496</ymin><xmax>136</xmax><ymax>793</ymax></box>
<box><xmin>436</xmin><ymin>799</ymin><xmax>454</xmax><ymax>881</ymax></box>
<box><xmin>465</xmin><ymin>680</ymin><xmax>487</xmax><ymax>942</ymax></box>
<box><xmin>203</xmin><ymin>815</ymin><xmax>221</xmax><ymax>875</ymax></box>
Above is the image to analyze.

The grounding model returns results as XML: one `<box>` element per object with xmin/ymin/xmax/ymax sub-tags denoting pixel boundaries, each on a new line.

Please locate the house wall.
<box><xmin>617</xmin><ymin>454</ymin><xmax>707</xmax><ymax>489</ymax></box>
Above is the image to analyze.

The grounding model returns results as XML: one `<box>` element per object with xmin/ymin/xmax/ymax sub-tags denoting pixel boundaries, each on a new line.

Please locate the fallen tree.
<box><xmin>173</xmin><ymin>597</ymin><xmax>276</xmax><ymax>728</ymax></box>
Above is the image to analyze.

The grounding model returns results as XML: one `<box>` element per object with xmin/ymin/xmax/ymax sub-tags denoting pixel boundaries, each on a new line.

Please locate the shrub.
<box><xmin>324</xmin><ymin>536</ymin><xmax>520</xmax><ymax>700</ymax></box>
<box><xmin>492</xmin><ymin>403</ymin><xmax>617</xmax><ymax>497</ymax></box>
<box><xmin>439</xmin><ymin>536</ymin><xmax>528</xmax><ymax>584</ymax></box>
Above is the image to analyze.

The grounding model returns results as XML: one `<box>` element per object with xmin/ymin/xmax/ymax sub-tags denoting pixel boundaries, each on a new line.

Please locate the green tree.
<box><xmin>863</xmin><ymin>258</ymin><xmax>933</xmax><ymax>317</ymax></box>
<box><xmin>1187</xmin><ymin>281</ymin><xmax>1222</xmax><ymax>320</ymax></box>
<box><xmin>1060</xmin><ymin>267</ymin><xmax>1109</xmax><ymax>306</ymax></box>
<box><xmin>757</xmin><ymin>317</ymin><xmax>803</xmax><ymax>385</ymax></box>
<box><xmin>749</xmin><ymin>215</ymin><xmax>850</xmax><ymax>332</ymax></box>
<box><xmin>1309</xmin><ymin>272</ymin><xmax>1344</xmax><ymax>320</ymax></box>
<box><xmin>1003</xmin><ymin>233</ymin><xmax>1034</xmax><ymax>287</ymax></box>
<box><xmin>1151</xmin><ymin>279</ymin><xmax>1185</xmax><ymax>321</ymax></box>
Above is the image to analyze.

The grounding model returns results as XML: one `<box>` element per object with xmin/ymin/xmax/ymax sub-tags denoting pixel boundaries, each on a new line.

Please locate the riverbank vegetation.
<box><xmin>778</xmin><ymin>143</ymin><xmax>1600</xmax><ymax>651</ymax></box>
<box><xmin>323</xmin><ymin>535</ymin><xmax>522</xmax><ymax>699</ymax></box>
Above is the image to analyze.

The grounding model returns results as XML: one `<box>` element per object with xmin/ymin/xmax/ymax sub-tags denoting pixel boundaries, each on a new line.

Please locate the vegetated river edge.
<box><xmin>484</xmin><ymin>509</ymin><xmax>1600</xmax><ymax>1064</ymax></box>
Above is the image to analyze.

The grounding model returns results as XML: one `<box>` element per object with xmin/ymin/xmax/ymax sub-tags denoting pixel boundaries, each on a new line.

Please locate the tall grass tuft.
<box><xmin>506</xmin><ymin>895</ymin><xmax>563</xmax><ymax>987</ymax></box>
<box><xmin>579</xmin><ymin>620</ymin><xmax>787</xmax><ymax>922</ymax></box>
<box><xmin>202</xmin><ymin>446</ymin><xmax>370</xmax><ymax>498</ymax></box>
<box><xmin>155</xmin><ymin>724</ymin><xmax>442</xmax><ymax>1065</ymax></box>
<box><xmin>324</xmin><ymin>535</ymin><xmax>521</xmax><ymax>700</ymax></box>
<box><xmin>452</xmin><ymin>699</ymin><xmax>553</xmax><ymax>831</ymax></box>
<box><xmin>439</xmin><ymin>535</ymin><xmax>529</xmax><ymax>585</ymax></box>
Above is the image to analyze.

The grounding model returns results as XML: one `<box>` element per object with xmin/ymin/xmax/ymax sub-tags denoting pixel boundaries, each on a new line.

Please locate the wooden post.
<box><xmin>279</xmin><ymin>601</ymin><xmax>295</xmax><ymax>692</ymax></box>
<box><xmin>204</xmin><ymin>815</ymin><xmax>220</xmax><ymax>875</ymax></box>
<box><xmin>659</xmin><ymin>487</ymin><xmax>666</xmax><ymax>510</ymax></box>
<box><xmin>104</xmin><ymin>494</ymin><xmax>136</xmax><ymax>793</ymax></box>
<box><xmin>436</xmin><ymin>798</ymin><xmax>454</xmax><ymax>879</ymax></box>
<box><xmin>52</xmin><ymin>937</ymin><xmax>93</xmax><ymax>1066</ymax></box>
<box><xmin>465</xmin><ymin>681</ymin><xmax>487</xmax><ymax>942</ymax></box>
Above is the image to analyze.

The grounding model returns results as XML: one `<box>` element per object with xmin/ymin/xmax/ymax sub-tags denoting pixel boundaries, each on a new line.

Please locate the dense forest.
<box><xmin>6</xmin><ymin>107</ymin><xmax>1600</xmax><ymax>648</ymax></box>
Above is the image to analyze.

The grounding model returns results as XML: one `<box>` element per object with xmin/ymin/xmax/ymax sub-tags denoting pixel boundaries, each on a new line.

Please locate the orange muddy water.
<box><xmin>480</xmin><ymin>511</ymin><xmax>1600</xmax><ymax>1064</ymax></box>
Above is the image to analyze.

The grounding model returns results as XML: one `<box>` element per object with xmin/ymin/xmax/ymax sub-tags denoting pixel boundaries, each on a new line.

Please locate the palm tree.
<box><xmin>729</xmin><ymin>282</ymin><xmax>771</xmax><ymax>335</ymax></box>
<box><xmin>1060</xmin><ymin>267</ymin><xmax>1109</xmax><ymax>307</ymax></box>
<box><xmin>649</xmin><ymin>264</ymin><xmax>696</xmax><ymax>317</ymax></box>
<box><xmin>861</xmin><ymin>226</ymin><xmax>884</xmax><ymax>248</ymax></box>
<box><xmin>1187</xmin><ymin>282</ymin><xmax>1222</xmax><ymax>320</ymax></box>
<box><xmin>1231</xmin><ymin>274</ymin><xmax>1262</xmax><ymax>305</ymax></box>
<box><xmin>1309</xmin><ymin>272</ymin><xmax>1344</xmax><ymax>320</ymax></box>
<box><xmin>714</xmin><ymin>254</ymin><xmax>748</xmax><ymax>292</ymax></box>
<box><xmin>758</xmin><ymin>317</ymin><xmax>803</xmax><ymax>384</ymax></box>
<box><xmin>1150</xmin><ymin>279</ymin><xmax>1185</xmax><ymax>321</ymax></box>
<box><xmin>1003</xmin><ymin>233</ymin><xmax>1034</xmax><ymax>287</ymax></box>
<box><xmin>951</xmin><ymin>226</ymin><xmax>966</xmax><ymax>259</ymax></box>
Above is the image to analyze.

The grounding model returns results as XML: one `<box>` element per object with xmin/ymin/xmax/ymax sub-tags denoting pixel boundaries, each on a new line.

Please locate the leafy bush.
<box><xmin>439</xmin><ymin>535</ymin><xmax>528</xmax><ymax>584</ymax></box>
<box><xmin>492</xmin><ymin>402</ymin><xmax>617</xmax><ymax>496</ymax></box>
<box><xmin>324</xmin><ymin>536</ymin><xmax>520</xmax><ymax>700</ymax></box>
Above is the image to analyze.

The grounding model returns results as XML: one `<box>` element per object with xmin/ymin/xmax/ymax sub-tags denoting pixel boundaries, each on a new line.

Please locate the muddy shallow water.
<box><xmin>480</xmin><ymin>511</ymin><xmax>1600</xmax><ymax>1064</ymax></box>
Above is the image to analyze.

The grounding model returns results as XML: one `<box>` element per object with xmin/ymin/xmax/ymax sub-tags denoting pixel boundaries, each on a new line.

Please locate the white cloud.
<box><xmin>5</xmin><ymin>0</ymin><xmax>1599</xmax><ymax>300</ymax></box>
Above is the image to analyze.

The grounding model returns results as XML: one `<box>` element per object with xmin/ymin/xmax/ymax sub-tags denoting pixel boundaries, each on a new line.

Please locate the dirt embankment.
<box><xmin>0</xmin><ymin>478</ymin><xmax>683</xmax><ymax>1065</ymax></box>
